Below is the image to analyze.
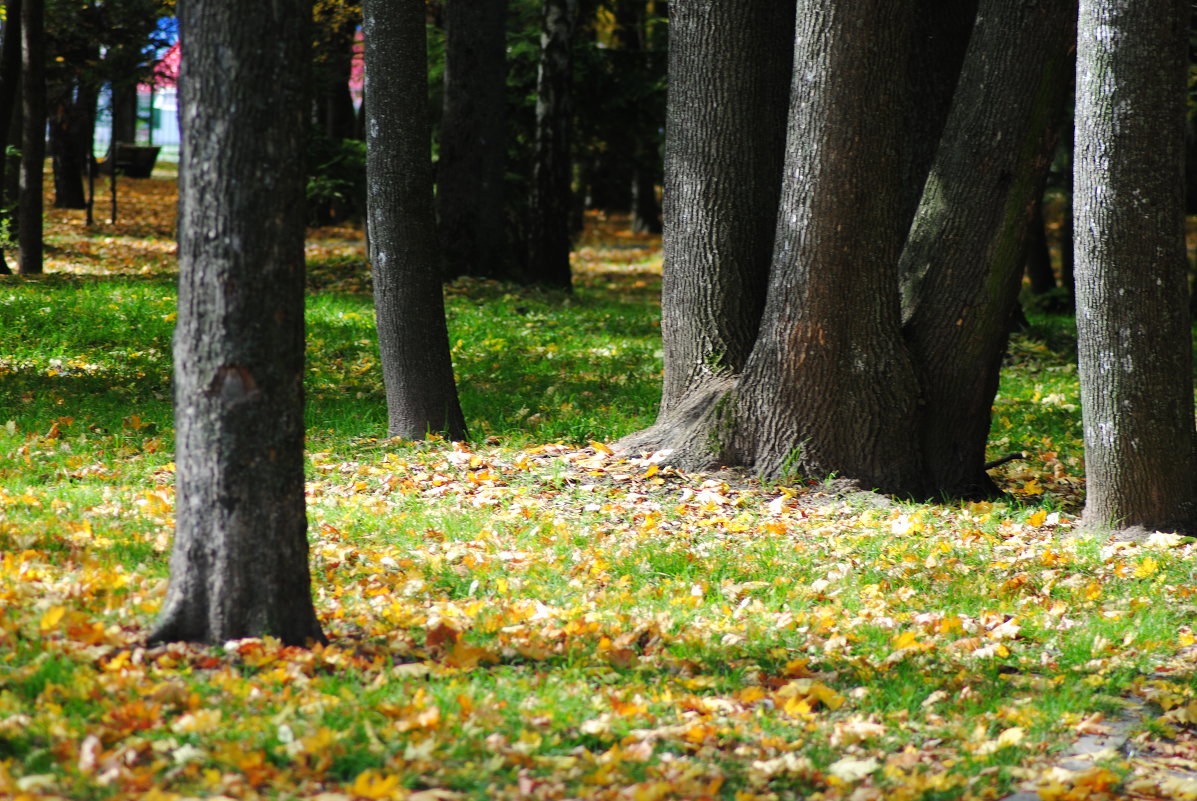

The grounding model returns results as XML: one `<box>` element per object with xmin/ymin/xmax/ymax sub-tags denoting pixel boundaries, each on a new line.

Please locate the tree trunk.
<box><xmin>148</xmin><ymin>0</ymin><xmax>325</xmax><ymax>647</ymax></box>
<box><xmin>525</xmin><ymin>0</ymin><xmax>576</xmax><ymax>289</ymax></box>
<box><xmin>364</xmin><ymin>0</ymin><xmax>468</xmax><ymax>442</ymax></box>
<box><xmin>110</xmin><ymin>81</ymin><xmax>138</xmax><ymax>145</ymax></box>
<box><xmin>18</xmin><ymin>0</ymin><xmax>44</xmax><ymax>276</ymax></box>
<box><xmin>48</xmin><ymin>75</ymin><xmax>97</xmax><ymax>209</ymax></box>
<box><xmin>725</xmin><ymin>0</ymin><xmax>922</xmax><ymax>490</ymax></box>
<box><xmin>318</xmin><ymin>20</ymin><xmax>357</xmax><ymax>141</ymax></box>
<box><xmin>654</xmin><ymin>0</ymin><xmax>794</xmax><ymax>417</ymax></box>
<box><xmin>1025</xmin><ymin>195</ymin><xmax>1057</xmax><ymax>296</ymax></box>
<box><xmin>622</xmin><ymin>0</ymin><xmax>663</xmax><ymax>236</ymax></box>
<box><xmin>624</xmin><ymin>0</ymin><xmax>926</xmax><ymax>494</ymax></box>
<box><xmin>1073</xmin><ymin>0</ymin><xmax>1196</xmax><ymax>535</ymax></box>
<box><xmin>899</xmin><ymin>0</ymin><xmax>1075</xmax><ymax>498</ymax></box>
<box><xmin>0</xmin><ymin>0</ymin><xmax>22</xmax><ymax>275</ymax></box>
<box><xmin>437</xmin><ymin>0</ymin><xmax>509</xmax><ymax>281</ymax></box>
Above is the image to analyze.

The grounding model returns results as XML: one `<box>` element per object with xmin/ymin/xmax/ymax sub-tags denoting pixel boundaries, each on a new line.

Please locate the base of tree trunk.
<box><xmin>614</xmin><ymin>376</ymin><xmax>735</xmax><ymax>472</ymax></box>
<box><xmin>617</xmin><ymin>375</ymin><xmax>1007</xmax><ymax>502</ymax></box>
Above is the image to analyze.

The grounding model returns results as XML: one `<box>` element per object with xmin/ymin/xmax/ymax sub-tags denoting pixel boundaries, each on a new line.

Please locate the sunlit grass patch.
<box><xmin>3</xmin><ymin>177</ymin><xmax>1197</xmax><ymax>799</ymax></box>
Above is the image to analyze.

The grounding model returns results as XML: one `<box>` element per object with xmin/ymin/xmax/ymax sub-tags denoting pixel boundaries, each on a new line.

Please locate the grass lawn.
<box><xmin>0</xmin><ymin>175</ymin><xmax>1194</xmax><ymax>800</ymax></box>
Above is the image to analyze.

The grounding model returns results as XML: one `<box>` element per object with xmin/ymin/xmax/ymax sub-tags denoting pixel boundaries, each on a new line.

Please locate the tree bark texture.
<box><xmin>364</xmin><ymin>0</ymin><xmax>468</xmax><ymax>442</ymax></box>
<box><xmin>1074</xmin><ymin>0</ymin><xmax>1196</xmax><ymax>534</ymax></box>
<box><xmin>654</xmin><ymin>0</ymin><xmax>793</xmax><ymax>417</ymax></box>
<box><xmin>726</xmin><ymin>0</ymin><xmax>921</xmax><ymax>490</ymax></box>
<box><xmin>623</xmin><ymin>0</ymin><xmax>925</xmax><ymax>494</ymax></box>
<box><xmin>18</xmin><ymin>0</ymin><xmax>43</xmax><ymax>275</ymax></box>
<box><xmin>0</xmin><ymin>0</ymin><xmax>22</xmax><ymax>275</ymax></box>
<box><xmin>525</xmin><ymin>0</ymin><xmax>576</xmax><ymax>289</ymax></box>
<box><xmin>437</xmin><ymin>0</ymin><xmax>509</xmax><ymax>281</ymax></box>
<box><xmin>899</xmin><ymin>0</ymin><xmax>1075</xmax><ymax>497</ymax></box>
<box><xmin>149</xmin><ymin>0</ymin><xmax>325</xmax><ymax>646</ymax></box>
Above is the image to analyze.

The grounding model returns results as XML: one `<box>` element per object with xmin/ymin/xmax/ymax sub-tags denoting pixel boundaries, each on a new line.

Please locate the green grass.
<box><xmin>1</xmin><ymin>222</ymin><xmax>1195</xmax><ymax>800</ymax></box>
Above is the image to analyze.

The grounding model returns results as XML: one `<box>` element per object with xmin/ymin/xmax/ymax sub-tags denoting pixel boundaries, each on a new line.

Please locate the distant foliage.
<box><xmin>306</xmin><ymin>134</ymin><xmax>366</xmax><ymax>226</ymax></box>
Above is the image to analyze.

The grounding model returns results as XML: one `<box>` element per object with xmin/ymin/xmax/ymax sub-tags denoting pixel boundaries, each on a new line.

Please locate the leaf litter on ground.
<box><xmin>0</xmin><ymin>175</ymin><xmax>1194</xmax><ymax>800</ymax></box>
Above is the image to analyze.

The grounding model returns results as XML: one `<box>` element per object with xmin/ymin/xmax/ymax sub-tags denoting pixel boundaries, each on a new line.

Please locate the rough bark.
<box><xmin>1073</xmin><ymin>0</ymin><xmax>1196</xmax><ymax>535</ymax></box>
<box><xmin>437</xmin><ymin>0</ymin><xmax>509</xmax><ymax>281</ymax></box>
<box><xmin>624</xmin><ymin>0</ymin><xmax>925</xmax><ymax>495</ymax></box>
<box><xmin>653</xmin><ymin>0</ymin><xmax>793</xmax><ymax>417</ymax></box>
<box><xmin>364</xmin><ymin>0</ymin><xmax>468</xmax><ymax>442</ymax></box>
<box><xmin>148</xmin><ymin>0</ymin><xmax>325</xmax><ymax>646</ymax></box>
<box><xmin>726</xmin><ymin>0</ymin><xmax>921</xmax><ymax>490</ymax></box>
<box><xmin>18</xmin><ymin>0</ymin><xmax>43</xmax><ymax>276</ymax></box>
<box><xmin>0</xmin><ymin>0</ymin><xmax>22</xmax><ymax>275</ymax></box>
<box><xmin>899</xmin><ymin>0</ymin><xmax>1075</xmax><ymax>498</ymax></box>
<box><xmin>525</xmin><ymin>0</ymin><xmax>576</xmax><ymax>289</ymax></box>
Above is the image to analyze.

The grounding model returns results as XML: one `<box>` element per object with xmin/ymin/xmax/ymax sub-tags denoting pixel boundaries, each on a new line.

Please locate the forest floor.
<box><xmin>0</xmin><ymin>173</ymin><xmax>1194</xmax><ymax>800</ymax></box>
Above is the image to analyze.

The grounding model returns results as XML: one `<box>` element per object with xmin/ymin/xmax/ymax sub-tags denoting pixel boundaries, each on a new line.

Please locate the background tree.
<box><xmin>42</xmin><ymin>0</ymin><xmax>172</xmax><ymax>210</ymax></box>
<box><xmin>525</xmin><ymin>0</ymin><xmax>577</xmax><ymax>289</ymax></box>
<box><xmin>0</xmin><ymin>0</ymin><xmax>22</xmax><ymax>275</ymax></box>
<box><xmin>364</xmin><ymin>0</ymin><xmax>468</xmax><ymax>441</ymax></box>
<box><xmin>149</xmin><ymin>0</ymin><xmax>325</xmax><ymax>646</ymax></box>
<box><xmin>437</xmin><ymin>0</ymin><xmax>509</xmax><ymax>281</ymax></box>
<box><xmin>1073</xmin><ymin>0</ymin><xmax>1196</xmax><ymax>534</ymax></box>
<box><xmin>18</xmin><ymin>0</ymin><xmax>43</xmax><ymax>275</ymax></box>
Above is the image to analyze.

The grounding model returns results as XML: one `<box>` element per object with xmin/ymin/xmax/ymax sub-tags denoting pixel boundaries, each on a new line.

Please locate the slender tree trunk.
<box><xmin>899</xmin><ymin>0</ymin><xmax>1075</xmax><ymax>497</ymax></box>
<box><xmin>364</xmin><ymin>0</ymin><xmax>468</xmax><ymax>441</ymax></box>
<box><xmin>1025</xmin><ymin>196</ymin><xmax>1057</xmax><ymax>296</ymax></box>
<box><xmin>0</xmin><ymin>0</ymin><xmax>22</xmax><ymax>275</ymax></box>
<box><xmin>18</xmin><ymin>0</ymin><xmax>43</xmax><ymax>276</ymax></box>
<box><xmin>110</xmin><ymin>81</ymin><xmax>138</xmax><ymax>145</ymax></box>
<box><xmin>1074</xmin><ymin>0</ymin><xmax>1196</xmax><ymax>535</ymax></box>
<box><xmin>623</xmin><ymin>0</ymin><xmax>663</xmax><ymax>235</ymax></box>
<box><xmin>148</xmin><ymin>0</ymin><xmax>325</xmax><ymax>647</ymax></box>
<box><xmin>437</xmin><ymin>0</ymin><xmax>508</xmax><ymax>281</ymax></box>
<box><xmin>319</xmin><ymin>21</ymin><xmax>357</xmax><ymax>141</ymax></box>
<box><xmin>653</xmin><ymin>0</ymin><xmax>793</xmax><ymax>417</ymax></box>
<box><xmin>525</xmin><ymin>0</ymin><xmax>576</xmax><ymax>289</ymax></box>
<box><xmin>48</xmin><ymin>75</ymin><xmax>97</xmax><ymax>209</ymax></box>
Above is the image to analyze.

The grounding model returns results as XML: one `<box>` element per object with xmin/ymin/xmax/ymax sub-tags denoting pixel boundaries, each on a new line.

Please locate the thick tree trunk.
<box><xmin>0</xmin><ymin>0</ymin><xmax>22</xmax><ymax>275</ymax></box>
<box><xmin>1074</xmin><ymin>0</ymin><xmax>1196</xmax><ymax>535</ymax></box>
<box><xmin>725</xmin><ymin>0</ymin><xmax>921</xmax><ymax>490</ymax></box>
<box><xmin>437</xmin><ymin>0</ymin><xmax>509</xmax><ymax>281</ymax></box>
<box><xmin>653</xmin><ymin>0</ymin><xmax>793</xmax><ymax>417</ymax></box>
<box><xmin>899</xmin><ymin>0</ymin><xmax>1075</xmax><ymax>498</ymax></box>
<box><xmin>148</xmin><ymin>0</ymin><xmax>325</xmax><ymax>646</ymax></box>
<box><xmin>18</xmin><ymin>0</ymin><xmax>44</xmax><ymax>276</ymax></box>
<box><xmin>525</xmin><ymin>0</ymin><xmax>576</xmax><ymax>289</ymax></box>
<box><xmin>624</xmin><ymin>0</ymin><xmax>926</xmax><ymax>495</ymax></box>
<box><xmin>364</xmin><ymin>0</ymin><xmax>468</xmax><ymax>442</ymax></box>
